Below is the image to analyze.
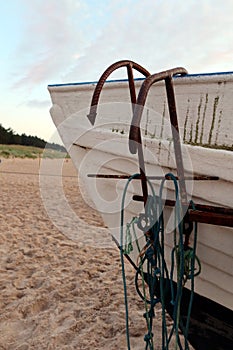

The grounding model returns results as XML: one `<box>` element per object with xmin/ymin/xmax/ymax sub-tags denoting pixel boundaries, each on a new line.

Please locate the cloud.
<box><xmin>64</xmin><ymin>0</ymin><xmax>233</xmax><ymax>81</ymax></box>
<box><xmin>12</xmin><ymin>0</ymin><xmax>87</xmax><ymax>88</ymax></box>
<box><xmin>25</xmin><ymin>99</ymin><xmax>51</xmax><ymax>109</ymax></box>
<box><xmin>13</xmin><ymin>0</ymin><xmax>233</xmax><ymax>91</ymax></box>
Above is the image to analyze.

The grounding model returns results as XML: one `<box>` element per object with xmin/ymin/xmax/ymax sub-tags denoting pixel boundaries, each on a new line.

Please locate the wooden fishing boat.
<box><xmin>48</xmin><ymin>61</ymin><xmax>233</xmax><ymax>349</ymax></box>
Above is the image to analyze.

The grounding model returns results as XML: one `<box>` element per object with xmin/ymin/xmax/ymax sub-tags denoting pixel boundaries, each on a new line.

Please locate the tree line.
<box><xmin>0</xmin><ymin>124</ymin><xmax>66</xmax><ymax>152</ymax></box>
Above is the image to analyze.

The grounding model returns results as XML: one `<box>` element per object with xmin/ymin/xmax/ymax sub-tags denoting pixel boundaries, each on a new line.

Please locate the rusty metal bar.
<box><xmin>133</xmin><ymin>195</ymin><xmax>233</xmax><ymax>213</ymax></box>
<box><xmin>87</xmin><ymin>174</ymin><xmax>219</xmax><ymax>181</ymax></box>
<box><xmin>165</xmin><ymin>76</ymin><xmax>188</xmax><ymax>207</ymax></box>
<box><xmin>126</xmin><ymin>62</ymin><xmax>137</xmax><ymax>106</ymax></box>
<box><xmin>128</xmin><ymin>67</ymin><xmax>190</xmax><ymax>241</ymax></box>
<box><xmin>127</xmin><ymin>68</ymin><xmax>187</xmax><ymax>211</ymax></box>
<box><xmin>132</xmin><ymin>195</ymin><xmax>233</xmax><ymax>227</ymax></box>
<box><xmin>128</xmin><ymin>68</ymin><xmax>188</xmax><ymax>206</ymax></box>
<box><xmin>188</xmin><ymin>210</ymin><xmax>233</xmax><ymax>227</ymax></box>
<box><xmin>129</xmin><ymin>67</ymin><xmax>187</xmax><ymax>154</ymax></box>
<box><xmin>126</xmin><ymin>62</ymin><xmax>149</xmax><ymax>205</ymax></box>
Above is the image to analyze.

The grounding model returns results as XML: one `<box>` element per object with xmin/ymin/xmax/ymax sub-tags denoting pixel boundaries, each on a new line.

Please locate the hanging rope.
<box><xmin>120</xmin><ymin>172</ymin><xmax>201</xmax><ymax>350</ymax></box>
<box><xmin>120</xmin><ymin>173</ymin><xmax>141</xmax><ymax>350</ymax></box>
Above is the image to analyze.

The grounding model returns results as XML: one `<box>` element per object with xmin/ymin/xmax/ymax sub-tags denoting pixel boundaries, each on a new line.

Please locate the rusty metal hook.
<box><xmin>129</xmin><ymin>67</ymin><xmax>187</xmax><ymax>154</ymax></box>
<box><xmin>87</xmin><ymin>60</ymin><xmax>151</xmax><ymax>125</ymax></box>
<box><xmin>128</xmin><ymin>67</ymin><xmax>188</xmax><ymax>213</ymax></box>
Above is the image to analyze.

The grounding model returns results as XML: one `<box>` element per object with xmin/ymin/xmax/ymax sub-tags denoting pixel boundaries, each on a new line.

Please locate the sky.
<box><xmin>1</xmin><ymin>0</ymin><xmax>233</xmax><ymax>143</ymax></box>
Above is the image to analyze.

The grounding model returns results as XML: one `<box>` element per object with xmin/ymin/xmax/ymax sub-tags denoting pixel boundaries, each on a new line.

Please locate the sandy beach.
<box><xmin>0</xmin><ymin>158</ymin><xmax>192</xmax><ymax>349</ymax></box>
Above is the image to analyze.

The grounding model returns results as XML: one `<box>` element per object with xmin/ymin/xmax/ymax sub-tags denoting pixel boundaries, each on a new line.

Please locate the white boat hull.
<box><xmin>48</xmin><ymin>71</ymin><xmax>233</xmax><ymax>313</ymax></box>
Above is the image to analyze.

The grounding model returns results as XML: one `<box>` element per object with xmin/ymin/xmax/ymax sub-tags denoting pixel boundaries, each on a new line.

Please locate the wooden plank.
<box><xmin>189</xmin><ymin>209</ymin><xmax>233</xmax><ymax>227</ymax></box>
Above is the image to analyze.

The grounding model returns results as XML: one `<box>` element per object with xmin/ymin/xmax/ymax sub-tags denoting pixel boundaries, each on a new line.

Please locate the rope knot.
<box><xmin>153</xmin><ymin>267</ymin><xmax>161</xmax><ymax>277</ymax></box>
<box><xmin>144</xmin><ymin>332</ymin><xmax>153</xmax><ymax>342</ymax></box>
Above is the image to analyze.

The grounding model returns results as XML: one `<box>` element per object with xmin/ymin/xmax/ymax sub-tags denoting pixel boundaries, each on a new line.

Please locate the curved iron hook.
<box><xmin>128</xmin><ymin>67</ymin><xmax>188</xmax><ymax>212</ymax></box>
<box><xmin>87</xmin><ymin>60</ymin><xmax>151</xmax><ymax>125</ymax></box>
<box><xmin>129</xmin><ymin>67</ymin><xmax>188</xmax><ymax>154</ymax></box>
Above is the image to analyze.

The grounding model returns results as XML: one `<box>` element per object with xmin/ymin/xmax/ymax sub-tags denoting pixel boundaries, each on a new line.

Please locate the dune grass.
<box><xmin>0</xmin><ymin>144</ymin><xmax>68</xmax><ymax>159</ymax></box>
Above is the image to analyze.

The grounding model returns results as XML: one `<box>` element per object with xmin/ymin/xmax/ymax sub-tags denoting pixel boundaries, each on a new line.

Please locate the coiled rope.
<box><xmin>120</xmin><ymin>173</ymin><xmax>201</xmax><ymax>350</ymax></box>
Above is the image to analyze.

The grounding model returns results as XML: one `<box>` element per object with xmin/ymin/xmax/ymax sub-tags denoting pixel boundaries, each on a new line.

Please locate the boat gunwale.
<box><xmin>47</xmin><ymin>70</ymin><xmax>233</xmax><ymax>91</ymax></box>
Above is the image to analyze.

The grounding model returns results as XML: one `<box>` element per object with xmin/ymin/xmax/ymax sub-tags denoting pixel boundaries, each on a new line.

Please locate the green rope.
<box><xmin>125</xmin><ymin>216</ymin><xmax>155</xmax><ymax>349</ymax></box>
<box><xmin>123</xmin><ymin>218</ymin><xmax>137</xmax><ymax>254</ymax></box>
<box><xmin>120</xmin><ymin>172</ymin><xmax>201</xmax><ymax>350</ymax></box>
<box><xmin>184</xmin><ymin>200</ymin><xmax>200</xmax><ymax>341</ymax></box>
<box><xmin>160</xmin><ymin>173</ymin><xmax>185</xmax><ymax>348</ymax></box>
<box><xmin>159</xmin><ymin>174</ymin><xmax>201</xmax><ymax>349</ymax></box>
<box><xmin>120</xmin><ymin>173</ymin><xmax>141</xmax><ymax>350</ymax></box>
